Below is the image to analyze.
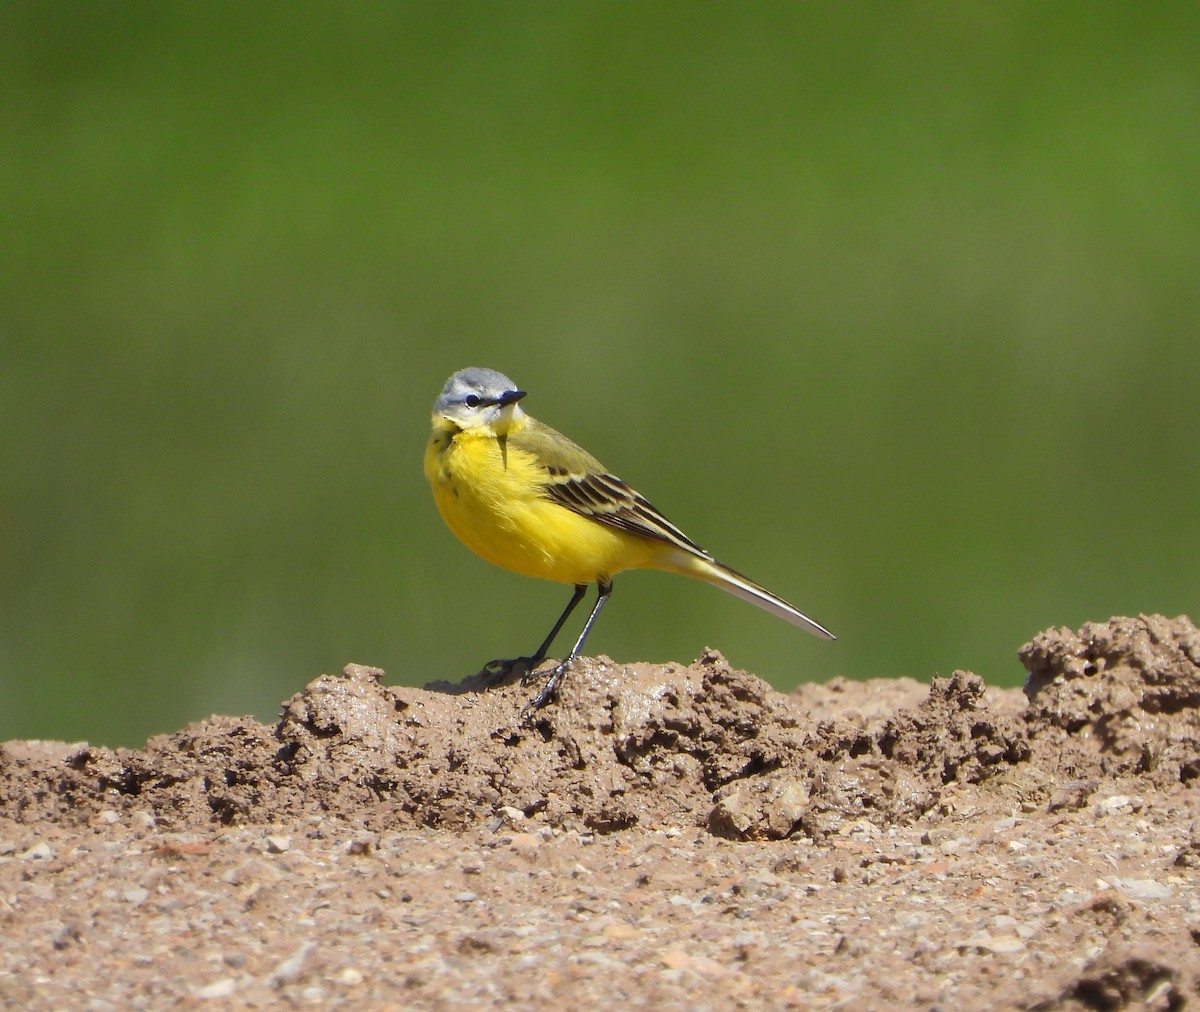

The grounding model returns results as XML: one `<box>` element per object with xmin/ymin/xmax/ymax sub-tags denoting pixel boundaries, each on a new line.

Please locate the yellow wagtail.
<box><xmin>424</xmin><ymin>367</ymin><xmax>834</xmax><ymax>712</ymax></box>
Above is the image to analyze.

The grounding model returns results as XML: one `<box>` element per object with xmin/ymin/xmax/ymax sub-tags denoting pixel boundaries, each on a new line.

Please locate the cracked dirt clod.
<box><xmin>1020</xmin><ymin>613</ymin><xmax>1200</xmax><ymax>785</ymax></box>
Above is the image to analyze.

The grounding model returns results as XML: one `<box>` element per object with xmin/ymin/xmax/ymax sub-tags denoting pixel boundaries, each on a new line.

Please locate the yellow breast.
<box><xmin>424</xmin><ymin>423</ymin><xmax>661</xmax><ymax>585</ymax></box>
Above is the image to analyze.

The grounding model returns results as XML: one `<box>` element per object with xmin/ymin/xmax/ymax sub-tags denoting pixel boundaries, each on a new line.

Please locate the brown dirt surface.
<box><xmin>2</xmin><ymin>613</ymin><xmax>1199</xmax><ymax>1008</ymax></box>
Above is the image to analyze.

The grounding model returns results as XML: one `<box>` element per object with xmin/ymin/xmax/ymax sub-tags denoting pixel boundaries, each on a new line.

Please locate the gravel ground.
<box><xmin>2</xmin><ymin>614</ymin><xmax>1198</xmax><ymax>1009</ymax></box>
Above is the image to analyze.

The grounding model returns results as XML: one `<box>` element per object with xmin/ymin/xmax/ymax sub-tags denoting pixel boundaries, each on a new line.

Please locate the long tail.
<box><xmin>672</xmin><ymin>554</ymin><xmax>836</xmax><ymax>641</ymax></box>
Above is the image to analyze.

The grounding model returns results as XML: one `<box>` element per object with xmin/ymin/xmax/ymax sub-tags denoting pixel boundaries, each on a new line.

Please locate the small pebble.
<box><xmin>193</xmin><ymin>978</ymin><xmax>237</xmax><ymax>1000</ymax></box>
<box><xmin>1094</xmin><ymin>795</ymin><xmax>1142</xmax><ymax>816</ymax></box>
<box><xmin>1111</xmin><ymin>878</ymin><xmax>1172</xmax><ymax>901</ymax></box>
<box><xmin>270</xmin><ymin>941</ymin><xmax>316</xmax><ymax>987</ymax></box>
<box><xmin>507</xmin><ymin>832</ymin><xmax>542</xmax><ymax>855</ymax></box>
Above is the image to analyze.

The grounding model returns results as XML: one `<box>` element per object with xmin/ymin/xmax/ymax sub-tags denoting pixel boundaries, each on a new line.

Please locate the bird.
<box><xmin>424</xmin><ymin>366</ymin><xmax>834</xmax><ymax>714</ymax></box>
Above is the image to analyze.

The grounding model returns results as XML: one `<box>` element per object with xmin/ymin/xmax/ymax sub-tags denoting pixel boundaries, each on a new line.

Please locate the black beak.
<box><xmin>498</xmin><ymin>388</ymin><xmax>527</xmax><ymax>406</ymax></box>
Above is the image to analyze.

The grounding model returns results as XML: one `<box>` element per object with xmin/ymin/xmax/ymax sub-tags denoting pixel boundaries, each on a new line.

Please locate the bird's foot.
<box><xmin>518</xmin><ymin>659</ymin><xmax>572</xmax><ymax>724</ymax></box>
<box><xmin>478</xmin><ymin>656</ymin><xmax>539</xmax><ymax>686</ymax></box>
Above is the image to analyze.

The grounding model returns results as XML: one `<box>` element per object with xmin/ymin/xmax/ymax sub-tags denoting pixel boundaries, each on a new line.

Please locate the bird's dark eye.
<box><xmin>464</xmin><ymin>394</ymin><xmax>481</xmax><ymax>408</ymax></box>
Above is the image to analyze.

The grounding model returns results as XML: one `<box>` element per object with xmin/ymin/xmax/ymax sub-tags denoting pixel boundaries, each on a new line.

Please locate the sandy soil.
<box><xmin>2</xmin><ymin>614</ymin><xmax>1198</xmax><ymax>1009</ymax></box>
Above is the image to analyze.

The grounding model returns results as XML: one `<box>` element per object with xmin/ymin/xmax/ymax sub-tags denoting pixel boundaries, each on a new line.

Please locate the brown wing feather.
<box><xmin>546</xmin><ymin>470</ymin><xmax>710</xmax><ymax>558</ymax></box>
<box><xmin>507</xmin><ymin>416</ymin><xmax>710</xmax><ymax>558</ymax></box>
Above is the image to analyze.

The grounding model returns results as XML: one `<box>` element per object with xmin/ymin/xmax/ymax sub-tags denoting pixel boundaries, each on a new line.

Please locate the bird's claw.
<box><xmin>477</xmin><ymin>655</ymin><xmax>573</xmax><ymax>723</ymax></box>
<box><xmin>518</xmin><ymin>660</ymin><xmax>571</xmax><ymax>723</ymax></box>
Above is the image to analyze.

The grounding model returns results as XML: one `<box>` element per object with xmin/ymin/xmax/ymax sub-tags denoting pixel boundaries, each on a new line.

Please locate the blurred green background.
<box><xmin>3</xmin><ymin>3</ymin><xmax>1197</xmax><ymax>747</ymax></box>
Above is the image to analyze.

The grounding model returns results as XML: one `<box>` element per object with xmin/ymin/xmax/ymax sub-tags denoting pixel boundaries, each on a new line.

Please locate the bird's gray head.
<box><xmin>433</xmin><ymin>367</ymin><xmax>527</xmax><ymax>428</ymax></box>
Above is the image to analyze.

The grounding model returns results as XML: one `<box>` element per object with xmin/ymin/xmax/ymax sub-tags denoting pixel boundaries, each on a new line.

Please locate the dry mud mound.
<box><xmin>3</xmin><ymin>651</ymin><xmax>1031</xmax><ymax>840</ymax></box>
<box><xmin>2</xmin><ymin>614</ymin><xmax>1199</xmax><ymax>1008</ymax></box>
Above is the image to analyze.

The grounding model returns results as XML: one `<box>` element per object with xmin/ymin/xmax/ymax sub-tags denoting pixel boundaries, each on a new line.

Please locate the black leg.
<box><xmin>522</xmin><ymin>579</ymin><xmax>613</xmax><ymax>716</ymax></box>
<box><xmin>527</xmin><ymin>583</ymin><xmax>589</xmax><ymax>669</ymax></box>
<box><xmin>479</xmin><ymin>583</ymin><xmax>587</xmax><ymax>684</ymax></box>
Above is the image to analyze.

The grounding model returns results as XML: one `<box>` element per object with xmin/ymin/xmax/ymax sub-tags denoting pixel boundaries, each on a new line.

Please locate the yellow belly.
<box><xmin>424</xmin><ymin>427</ymin><xmax>661</xmax><ymax>585</ymax></box>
